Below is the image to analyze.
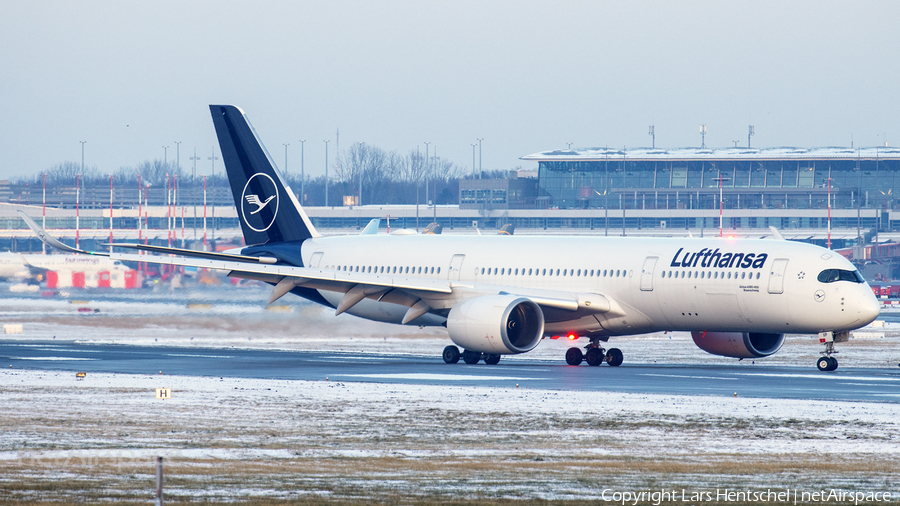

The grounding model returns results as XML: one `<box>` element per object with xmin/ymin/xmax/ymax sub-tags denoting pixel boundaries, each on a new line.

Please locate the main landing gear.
<box><xmin>442</xmin><ymin>345</ymin><xmax>501</xmax><ymax>365</ymax></box>
<box><xmin>565</xmin><ymin>338</ymin><xmax>623</xmax><ymax>367</ymax></box>
<box><xmin>816</xmin><ymin>331</ymin><xmax>849</xmax><ymax>372</ymax></box>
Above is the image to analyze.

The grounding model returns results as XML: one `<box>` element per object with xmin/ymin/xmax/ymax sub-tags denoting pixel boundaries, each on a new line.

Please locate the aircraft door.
<box><xmin>448</xmin><ymin>254</ymin><xmax>466</xmax><ymax>282</ymax></box>
<box><xmin>640</xmin><ymin>256</ymin><xmax>658</xmax><ymax>291</ymax></box>
<box><xmin>767</xmin><ymin>258</ymin><xmax>789</xmax><ymax>294</ymax></box>
<box><xmin>309</xmin><ymin>251</ymin><xmax>324</xmax><ymax>268</ymax></box>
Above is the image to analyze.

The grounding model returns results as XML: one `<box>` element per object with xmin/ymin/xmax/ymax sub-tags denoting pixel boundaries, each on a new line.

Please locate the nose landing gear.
<box><xmin>816</xmin><ymin>331</ymin><xmax>849</xmax><ymax>371</ymax></box>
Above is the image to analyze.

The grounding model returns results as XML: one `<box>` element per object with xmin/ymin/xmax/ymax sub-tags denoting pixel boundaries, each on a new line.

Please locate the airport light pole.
<box><xmin>324</xmin><ymin>139</ymin><xmax>330</xmax><ymax>207</ymax></box>
<box><xmin>748</xmin><ymin>125</ymin><xmax>754</xmax><ymax>148</ymax></box>
<box><xmin>283</xmin><ymin>143</ymin><xmax>289</xmax><ymax>174</ymax></box>
<box><xmin>471</xmin><ymin>143</ymin><xmax>477</xmax><ymax>179</ymax></box>
<box><xmin>299</xmin><ymin>139</ymin><xmax>305</xmax><ymax>204</ymax></box>
<box><xmin>477</xmin><ymin>138</ymin><xmax>483</xmax><ymax>177</ymax></box>
<box><xmin>649</xmin><ymin>125</ymin><xmax>655</xmax><ymax>148</ymax></box>
<box><xmin>424</xmin><ymin>141</ymin><xmax>430</xmax><ymax>209</ymax></box>
<box><xmin>700</xmin><ymin>125</ymin><xmax>707</xmax><ymax>149</ymax></box>
<box><xmin>189</xmin><ymin>145</ymin><xmax>200</xmax><ymax>180</ymax></box>
<box><xmin>357</xmin><ymin>141</ymin><xmax>363</xmax><ymax>206</ymax></box>
<box><xmin>163</xmin><ymin>145</ymin><xmax>168</xmax><ymax>165</ymax></box>
<box><xmin>175</xmin><ymin>140</ymin><xmax>181</xmax><ymax>171</ymax></box>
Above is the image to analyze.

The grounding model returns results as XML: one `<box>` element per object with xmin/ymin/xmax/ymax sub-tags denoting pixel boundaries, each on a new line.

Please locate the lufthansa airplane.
<box><xmin>20</xmin><ymin>105</ymin><xmax>881</xmax><ymax>372</ymax></box>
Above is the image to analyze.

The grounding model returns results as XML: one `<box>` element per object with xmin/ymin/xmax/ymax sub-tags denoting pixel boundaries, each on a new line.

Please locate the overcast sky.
<box><xmin>1</xmin><ymin>0</ymin><xmax>898</xmax><ymax>181</ymax></box>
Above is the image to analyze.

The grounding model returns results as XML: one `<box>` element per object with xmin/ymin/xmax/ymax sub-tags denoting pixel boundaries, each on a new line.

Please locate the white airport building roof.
<box><xmin>522</xmin><ymin>146</ymin><xmax>900</xmax><ymax>162</ymax></box>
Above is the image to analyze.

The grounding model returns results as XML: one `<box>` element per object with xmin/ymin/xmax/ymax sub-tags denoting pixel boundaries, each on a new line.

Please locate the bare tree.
<box><xmin>41</xmin><ymin>161</ymin><xmax>101</xmax><ymax>185</ymax></box>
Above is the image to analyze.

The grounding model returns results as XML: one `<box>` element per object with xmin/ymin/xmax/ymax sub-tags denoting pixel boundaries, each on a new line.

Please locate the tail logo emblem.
<box><xmin>245</xmin><ymin>194</ymin><xmax>275</xmax><ymax>214</ymax></box>
<box><xmin>240</xmin><ymin>173</ymin><xmax>279</xmax><ymax>232</ymax></box>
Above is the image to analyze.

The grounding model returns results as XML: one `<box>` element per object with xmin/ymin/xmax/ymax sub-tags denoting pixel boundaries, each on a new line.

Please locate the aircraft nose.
<box><xmin>858</xmin><ymin>289</ymin><xmax>881</xmax><ymax>325</ymax></box>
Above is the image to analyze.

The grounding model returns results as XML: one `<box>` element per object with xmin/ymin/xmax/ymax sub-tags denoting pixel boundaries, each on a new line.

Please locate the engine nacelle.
<box><xmin>691</xmin><ymin>331</ymin><xmax>785</xmax><ymax>359</ymax></box>
<box><xmin>447</xmin><ymin>295</ymin><xmax>544</xmax><ymax>354</ymax></box>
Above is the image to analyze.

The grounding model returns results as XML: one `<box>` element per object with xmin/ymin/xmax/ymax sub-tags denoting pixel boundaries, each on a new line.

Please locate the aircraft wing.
<box><xmin>105</xmin><ymin>250</ymin><xmax>611</xmax><ymax>315</ymax></box>
<box><xmin>20</xmin><ymin>210</ymin><xmax>614</xmax><ymax>319</ymax></box>
<box><xmin>18</xmin><ymin>211</ymin><xmax>109</xmax><ymax>257</ymax></box>
<box><xmin>106</xmin><ymin>250</ymin><xmax>453</xmax><ymax>294</ymax></box>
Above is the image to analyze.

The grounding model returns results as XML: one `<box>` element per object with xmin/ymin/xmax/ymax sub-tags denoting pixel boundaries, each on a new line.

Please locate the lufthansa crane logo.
<box><xmin>245</xmin><ymin>194</ymin><xmax>275</xmax><ymax>214</ymax></box>
<box><xmin>240</xmin><ymin>173</ymin><xmax>279</xmax><ymax>232</ymax></box>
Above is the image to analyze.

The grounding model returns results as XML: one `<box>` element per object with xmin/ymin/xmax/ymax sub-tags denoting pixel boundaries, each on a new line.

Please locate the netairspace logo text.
<box><xmin>601</xmin><ymin>488</ymin><xmax>892</xmax><ymax>505</ymax></box>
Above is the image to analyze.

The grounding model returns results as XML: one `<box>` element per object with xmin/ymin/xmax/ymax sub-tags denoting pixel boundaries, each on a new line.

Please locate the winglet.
<box><xmin>17</xmin><ymin>210</ymin><xmax>108</xmax><ymax>256</ymax></box>
<box><xmin>768</xmin><ymin>226</ymin><xmax>785</xmax><ymax>241</ymax></box>
<box><xmin>360</xmin><ymin>218</ymin><xmax>380</xmax><ymax>235</ymax></box>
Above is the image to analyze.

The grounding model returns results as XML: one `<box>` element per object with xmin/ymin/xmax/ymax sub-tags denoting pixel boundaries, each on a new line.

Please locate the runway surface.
<box><xmin>3</xmin><ymin>339</ymin><xmax>899</xmax><ymax>402</ymax></box>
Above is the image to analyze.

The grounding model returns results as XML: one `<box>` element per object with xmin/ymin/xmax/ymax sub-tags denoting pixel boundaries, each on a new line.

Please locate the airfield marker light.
<box><xmin>568</xmin><ymin>334</ymin><xmax>577</xmax><ymax>340</ymax></box>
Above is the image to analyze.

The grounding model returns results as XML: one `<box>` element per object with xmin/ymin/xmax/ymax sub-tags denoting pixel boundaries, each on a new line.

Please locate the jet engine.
<box><xmin>447</xmin><ymin>295</ymin><xmax>544</xmax><ymax>354</ymax></box>
<box><xmin>691</xmin><ymin>331</ymin><xmax>785</xmax><ymax>359</ymax></box>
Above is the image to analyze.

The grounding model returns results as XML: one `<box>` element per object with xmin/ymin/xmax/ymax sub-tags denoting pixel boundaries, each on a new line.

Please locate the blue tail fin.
<box><xmin>209</xmin><ymin>105</ymin><xmax>318</xmax><ymax>246</ymax></box>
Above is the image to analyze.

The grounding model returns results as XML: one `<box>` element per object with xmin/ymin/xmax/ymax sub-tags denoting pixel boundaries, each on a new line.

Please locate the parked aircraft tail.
<box><xmin>209</xmin><ymin>105</ymin><xmax>319</xmax><ymax>246</ymax></box>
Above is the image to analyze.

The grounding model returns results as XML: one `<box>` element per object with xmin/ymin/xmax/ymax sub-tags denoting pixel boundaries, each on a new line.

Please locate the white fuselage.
<box><xmin>0</xmin><ymin>253</ymin><xmax>128</xmax><ymax>280</ymax></box>
<box><xmin>299</xmin><ymin>234</ymin><xmax>879</xmax><ymax>338</ymax></box>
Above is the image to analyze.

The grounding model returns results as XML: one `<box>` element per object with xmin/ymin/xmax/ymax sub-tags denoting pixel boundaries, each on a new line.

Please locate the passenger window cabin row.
<box><xmin>478</xmin><ymin>267</ymin><xmax>629</xmax><ymax>278</ymax></box>
<box><xmin>322</xmin><ymin>263</ymin><xmax>770</xmax><ymax>283</ymax></box>
<box><xmin>325</xmin><ymin>265</ymin><xmax>440</xmax><ymax>275</ymax></box>
<box><xmin>660</xmin><ymin>270</ymin><xmax>761</xmax><ymax>280</ymax></box>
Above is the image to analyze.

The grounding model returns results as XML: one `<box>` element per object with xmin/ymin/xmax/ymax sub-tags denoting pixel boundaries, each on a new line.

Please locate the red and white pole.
<box><xmin>75</xmin><ymin>174</ymin><xmax>80</xmax><ymax>249</ymax></box>
<box><xmin>109</xmin><ymin>175</ymin><xmax>114</xmax><ymax>251</ymax></box>
<box><xmin>137</xmin><ymin>175</ymin><xmax>142</xmax><ymax>273</ymax></box>
<box><xmin>203</xmin><ymin>175</ymin><xmax>207</xmax><ymax>248</ymax></box>
<box><xmin>42</xmin><ymin>173</ymin><xmax>46</xmax><ymax>254</ymax></box>
<box><xmin>827</xmin><ymin>178</ymin><xmax>832</xmax><ymax>250</ymax></box>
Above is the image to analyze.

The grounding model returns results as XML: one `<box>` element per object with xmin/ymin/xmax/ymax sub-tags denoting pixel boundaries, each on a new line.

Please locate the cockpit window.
<box><xmin>817</xmin><ymin>269</ymin><xmax>865</xmax><ymax>284</ymax></box>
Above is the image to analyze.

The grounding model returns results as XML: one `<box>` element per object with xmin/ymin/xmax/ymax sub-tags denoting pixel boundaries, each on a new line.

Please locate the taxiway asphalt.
<box><xmin>2</xmin><ymin>339</ymin><xmax>899</xmax><ymax>402</ymax></box>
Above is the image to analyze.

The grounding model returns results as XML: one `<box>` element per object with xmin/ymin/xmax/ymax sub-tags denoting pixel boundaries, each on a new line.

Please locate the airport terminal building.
<box><xmin>514</xmin><ymin>146</ymin><xmax>900</xmax><ymax>233</ymax></box>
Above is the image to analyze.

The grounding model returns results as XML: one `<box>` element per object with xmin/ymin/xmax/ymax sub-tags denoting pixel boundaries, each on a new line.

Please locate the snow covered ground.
<box><xmin>1</xmin><ymin>284</ymin><xmax>899</xmax><ymax>503</ymax></box>
<box><xmin>2</xmin><ymin>368</ymin><xmax>899</xmax><ymax>503</ymax></box>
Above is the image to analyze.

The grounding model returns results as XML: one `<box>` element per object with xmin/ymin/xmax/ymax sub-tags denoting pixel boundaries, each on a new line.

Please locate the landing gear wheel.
<box><xmin>442</xmin><ymin>346</ymin><xmax>460</xmax><ymax>364</ymax></box>
<box><xmin>585</xmin><ymin>348</ymin><xmax>605</xmax><ymax>366</ymax></box>
<box><xmin>817</xmin><ymin>331</ymin><xmax>847</xmax><ymax>372</ymax></box>
<box><xmin>605</xmin><ymin>348</ymin><xmax>624</xmax><ymax>367</ymax></box>
<box><xmin>484</xmin><ymin>354</ymin><xmax>501</xmax><ymax>365</ymax></box>
<box><xmin>462</xmin><ymin>349</ymin><xmax>482</xmax><ymax>364</ymax></box>
<box><xmin>565</xmin><ymin>347</ymin><xmax>584</xmax><ymax>366</ymax></box>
